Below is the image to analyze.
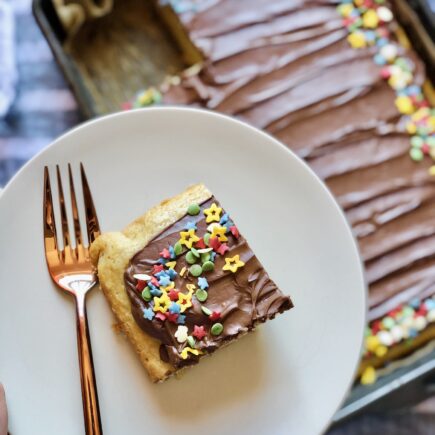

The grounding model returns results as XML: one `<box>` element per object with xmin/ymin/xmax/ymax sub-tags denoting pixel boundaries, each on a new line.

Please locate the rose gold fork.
<box><xmin>43</xmin><ymin>163</ymin><xmax>103</xmax><ymax>435</ymax></box>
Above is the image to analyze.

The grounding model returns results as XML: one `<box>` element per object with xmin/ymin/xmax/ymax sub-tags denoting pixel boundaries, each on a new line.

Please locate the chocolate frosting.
<box><xmin>159</xmin><ymin>0</ymin><xmax>435</xmax><ymax>320</ymax></box>
<box><xmin>125</xmin><ymin>197</ymin><xmax>292</xmax><ymax>368</ymax></box>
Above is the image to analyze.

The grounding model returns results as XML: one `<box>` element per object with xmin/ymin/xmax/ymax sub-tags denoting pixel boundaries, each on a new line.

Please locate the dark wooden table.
<box><xmin>1</xmin><ymin>1</ymin><xmax>435</xmax><ymax>433</ymax></box>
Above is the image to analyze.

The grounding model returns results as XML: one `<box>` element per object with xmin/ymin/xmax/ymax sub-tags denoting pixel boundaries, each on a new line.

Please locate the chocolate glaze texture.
<box><xmin>125</xmin><ymin>197</ymin><xmax>293</xmax><ymax>368</ymax></box>
<box><xmin>161</xmin><ymin>0</ymin><xmax>435</xmax><ymax>320</ymax></box>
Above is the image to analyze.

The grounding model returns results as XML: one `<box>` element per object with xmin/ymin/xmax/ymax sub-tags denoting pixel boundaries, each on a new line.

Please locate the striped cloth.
<box><xmin>0</xmin><ymin>0</ymin><xmax>80</xmax><ymax>187</ymax></box>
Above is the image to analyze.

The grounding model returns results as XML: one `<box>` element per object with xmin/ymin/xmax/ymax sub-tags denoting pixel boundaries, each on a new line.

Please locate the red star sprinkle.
<box><xmin>155</xmin><ymin>313</ymin><xmax>166</xmax><ymax>321</ymax></box>
<box><xmin>152</xmin><ymin>264</ymin><xmax>164</xmax><ymax>274</ymax></box>
<box><xmin>371</xmin><ymin>320</ymin><xmax>382</xmax><ymax>334</ymax></box>
<box><xmin>151</xmin><ymin>277</ymin><xmax>159</xmax><ymax>287</ymax></box>
<box><xmin>195</xmin><ymin>238</ymin><xmax>206</xmax><ymax>249</ymax></box>
<box><xmin>229</xmin><ymin>226</ymin><xmax>240</xmax><ymax>239</ymax></box>
<box><xmin>168</xmin><ymin>289</ymin><xmax>180</xmax><ymax>301</ymax></box>
<box><xmin>192</xmin><ymin>325</ymin><xmax>207</xmax><ymax>340</ymax></box>
<box><xmin>209</xmin><ymin>311</ymin><xmax>221</xmax><ymax>321</ymax></box>
<box><xmin>160</xmin><ymin>248</ymin><xmax>171</xmax><ymax>259</ymax></box>
<box><xmin>380</xmin><ymin>67</ymin><xmax>391</xmax><ymax>79</ymax></box>
<box><xmin>136</xmin><ymin>280</ymin><xmax>147</xmax><ymax>291</ymax></box>
<box><xmin>166</xmin><ymin>312</ymin><xmax>179</xmax><ymax>323</ymax></box>
<box><xmin>217</xmin><ymin>243</ymin><xmax>229</xmax><ymax>256</ymax></box>
<box><xmin>209</xmin><ymin>236</ymin><xmax>221</xmax><ymax>252</ymax></box>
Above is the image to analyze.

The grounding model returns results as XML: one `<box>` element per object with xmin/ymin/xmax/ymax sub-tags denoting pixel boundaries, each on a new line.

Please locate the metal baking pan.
<box><xmin>33</xmin><ymin>0</ymin><xmax>435</xmax><ymax>424</ymax></box>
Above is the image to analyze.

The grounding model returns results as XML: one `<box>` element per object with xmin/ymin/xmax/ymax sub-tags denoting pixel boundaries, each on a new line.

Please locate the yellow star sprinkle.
<box><xmin>180</xmin><ymin>266</ymin><xmax>187</xmax><ymax>277</ymax></box>
<box><xmin>365</xmin><ymin>335</ymin><xmax>380</xmax><ymax>353</ymax></box>
<box><xmin>161</xmin><ymin>282</ymin><xmax>175</xmax><ymax>292</ymax></box>
<box><xmin>203</xmin><ymin>203</ymin><xmax>222</xmax><ymax>223</ymax></box>
<box><xmin>178</xmin><ymin>291</ymin><xmax>193</xmax><ymax>313</ymax></box>
<box><xmin>362</xmin><ymin>9</ymin><xmax>379</xmax><ymax>29</ymax></box>
<box><xmin>166</xmin><ymin>261</ymin><xmax>176</xmax><ymax>269</ymax></box>
<box><xmin>406</xmin><ymin>122</ymin><xmax>417</xmax><ymax>134</ymax></box>
<box><xmin>223</xmin><ymin>255</ymin><xmax>245</xmax><ymax>273</ymax></box>
<box><xmin>153</xmin><ymin>293</ymin><xmax>171</xmax><ymax>313</ymax></box>
<box><xmin>186</xmin><ymin>284</ymin><xmax>196</xmax><ymax>293</ymax></box>
<box><xmin>347</xmin><ymin>32</ymin><xmax>366</xmax><ymax>49</ymax></box>
<box><xmin>360</xmin><ymin>366</ymin><xmax>377</xmax><ymax>385</ymax></box>
<box><xmin>180</xmin><ymin>347</ymin><xmax>202</xmax><ymax>360</ymax></box>
<box><xmin>210</xmin><ymin>225</ymin><xmax>228</xmax><ymax>242</ymax></box>
<box><xmin>179</xmin><ymin>229</ymin><xmax>200</xmax><ymax>249</ymax></box>
<box><xmin>337</xmin><ymin>3</ymin><xmax>353</xmax><ymax>18</ymax></box>
<box><xmin>395</xmin><ymin>96</ymin><xmax>414</xmax><ymax>115</ymax></box>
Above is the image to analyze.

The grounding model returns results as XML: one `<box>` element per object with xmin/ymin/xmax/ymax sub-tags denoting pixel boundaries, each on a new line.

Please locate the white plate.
<box><xmin>0</xmin><ymin>108</ymin><xmax>366</xmax><ymax>435</ymax></box>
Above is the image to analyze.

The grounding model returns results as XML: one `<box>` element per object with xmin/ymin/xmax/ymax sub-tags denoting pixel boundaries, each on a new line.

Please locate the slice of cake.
<box><xmin>90</xmin><ymin>184</ymin><xmax>293</xmax><ymax>382</ymax></box>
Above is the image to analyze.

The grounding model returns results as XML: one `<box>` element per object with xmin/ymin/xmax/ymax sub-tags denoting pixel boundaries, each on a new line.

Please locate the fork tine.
<box><xmin>56</xmin><ymin>166</ymin><xmax>71</xmax><ymax>254</ymax></box>
<box><xmin>43</xmin><ymin>167</ymin><xmax>60</xmax><ymax>261</ymax></box>
<box><xmin>80</xmin><ymin>162</ymin><xmax>101</xmax><ymax>246</ymax></box>
<box><xmin>68</xmin><ymin>164</ymin><xmax>83</xmax><ymax>253</ymax></box>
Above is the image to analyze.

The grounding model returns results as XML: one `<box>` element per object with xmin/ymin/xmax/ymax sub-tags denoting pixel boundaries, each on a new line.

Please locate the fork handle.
<box><xmin>75</xmin><ymin>293</ymin><xmax>103</xmax><ymax>435</ymax></box>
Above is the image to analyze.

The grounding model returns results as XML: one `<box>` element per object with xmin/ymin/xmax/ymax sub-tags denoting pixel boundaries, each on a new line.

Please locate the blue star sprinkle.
<box><xmin>158</xmin><ymin>275</ymin><xmax>171</xmax><ymax>287</ymax></box>
<box><xmin>155</xmin><ymin>270</ymin><xmax>169</xmax><ymax>279</ymax></box>
<box><xmin>219</xmin><ymin>213</ymin><xmax>229</xmax><ymax>225</ymax></box>
<box><xmin>185</xmin><ymin>220</ymin><xmax>197</xmax><ymax>230</ymax></box>
<box><xmin>142</xmin><ymin>307</ymin><xmax>155</xmax><ymax>320</ymax></box>
<box><xmin>150</xmin><ymin>287</ymin><xmax>163</xmax><ymax>297</ymax></box>
<box><xmin>198</xmin><ymin>277</ymin><xmax>209</xmax><ymax>290</ymax></box>
<box><xmin>169</xmin><ymin>302</ymin><xmax>181</xmax><ymax>314</ymax></box>
<box><xmin>176</xmin><ymin>314</ymin><xmax>186</xmax><ymax>324</ymax></box>
<box><xmin>169</xmin><ymin>245</ymin><xmax>176</xmax><ymax>259</ymax></box>
<box><xmin>168</xmin><ymin>268</ymin><xmax>177</xmax><ymax>279</ymax></box>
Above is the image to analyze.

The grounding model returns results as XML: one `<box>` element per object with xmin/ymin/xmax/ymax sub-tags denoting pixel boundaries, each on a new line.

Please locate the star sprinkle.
<box><xmin>210</xmin><ymin>225</ymin><xmax>228</xmax><ymax>242</ymax></box>
<box><xmin>203</xmin><ymin>203</ymin><xmax>222</xmax><ymax>223</ymax></box>
<box><xmin>217</xmin><ymin>243</ymin><xmax>229</xmax><ymax>256</ymax></box>
<box><xmin>166</xmin><ymin>312</ymin><xmax>179</xmax><ymax>323</ymax></box>
<box><xmin>175</xmin><ymin>325</ymin><xmax>188</xmax><ymax>343</ymax></box>
<box><xmin>168</xmin><ymin>289</ymin><xmax>180</xmax><ymax>301</ymax></box>
<box><xmin>180</xmin><ymin>347</ymin><xmax>202</xmax><ymax>359</ymax></box>
<box><xmin>169</xmin><ymin>302</ymin><xmax>181</xmax><ymax>314</ymax></box>
<box><xmin>209</xmin><ymin>236</ymin><xmax>221</xmax><ymax>252</ymax></box>
<box><xmin>198</xmin><ymin>277</ymin><xmax>209</xmax><ymax>290</ymax></box>
<box><xmin>192</xmin><ymin>325</ymin><xmax>207</xmax><ymax>340</ymax></box>
<box><xmin>153</xmin><ymin>293</ymin><xmax>171</xmax><ymax>313</ymax></box>
<box><xmin>185</xmin><ymin>221</ymin><xmax>197</xmax><ymax>230</ymax></box>
<box><xmin>229</xmin><ymin>226</ymin><xmax>240</xmax><ymax>239</ymax></box>
<box><xmin>158</xmin><ymin>275</ymin><xmax>171</xmax><ymax>287</ymax></box>
<box><xmin>178</xmin><ymin>291</ymin><xmax>193</xmax><ymax>313</ymax></box>
<box><xmin>142</xmin><ymin>307</ymin><xmax>155</xmax><ymax>320</ymax></box>
<box><xmin>179</xmin><ymin>229</ymin><xmax>200</xmax><ymax>249</ymax></box>
<box><xmin>223</xmin><ymin>255</ymin><xmax>245</xmax><ymax>273</ymax></box>
<box><xmin>177</xmin><ymin>314</ymin><xmax>186</xmax><ymax>324</ymax></box>
<box><xmin>150</xmin><ymin>287</ymin><xmax>163</xmax><ymax>297</ymax></box>
<box><xmin>220</xmin><ymin>213</ymin><xmax>229</xmax><ymax>225</ymax></box>
<box><xmin>161</xmin><ymin>282</ymin><xmax>175</xmax><ymax>292</ymax></box>
<box><xmin>136</xmin><ymin>280</ymin><xmax>147</xmax><ymax>291</ymax></box>
<box><xmin>195</xmin><ymin>238</ymin><xmax>206</xmax><ymax>249</ymax></box>
<box><xmin>155</xmin><ymin>312</ymin><xmax>166</xmax><ymax>321</ymax></box>
<box><xmin>152</xmin><ymin>264</ymin><xmax>164</xmax><ymax>274</ymax></box>
<box><xmin>166</xmin><ymin>261</ymin><xmax>177</xmax><ymax>271</ymax></box>
<box><xmin>160</xmin><ymin>248</ymin><xmax>171</xmax><ymax>259</ymax></box>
